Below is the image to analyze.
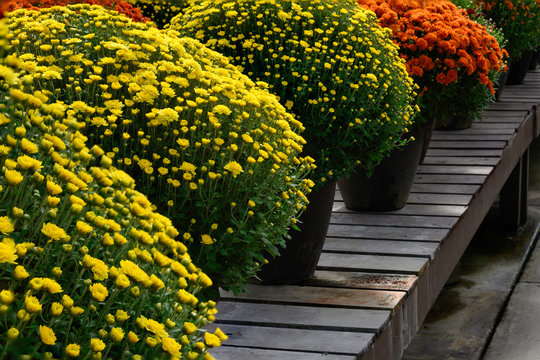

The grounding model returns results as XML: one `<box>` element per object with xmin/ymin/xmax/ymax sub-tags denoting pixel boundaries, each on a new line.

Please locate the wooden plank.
<box><xmin>480</xmin><ymin>115</ymin><xmax>527</xmax><ymax>122</ymax></box>
<box><xmin>307</xmin><ymin>270</ymin><xmax>417</xmax><ymax>292</ymax></box>
<box><xmin>425</xmin><ymin>148</ymin><xmax>503</xmax><ymax>157</ymax></box>
<box><xmin>333</xmin><ymin>190</ymin><xmax>474</xmax><ymax>203</ymax></box>
<box><xmin>220</xmin><ymin>284</ymin><xmax>405</xmax><ymax>310</ymax></box>
<box><xmin>414</xmin><ymin>174</ymin><xmax>487</xmax><ymax>184</ymax></box>
<box><xmin>318</xmin><ymin>253</ymin><xmax>428</xmax><ymax>275</ymax></box>
<box><xmin>483</xmin><ymin>102</ymin><xmax>531</xmax><ymax>111</ymax></box>
<box><xmin>407</xmin><ymin>193</ymin><xmax>472</xmax><ymax>205</ymax></box>
<box><xmin>330</xmin><ymin>213</ymin><xmax>457</xmax><ymax>228</ymax></box>
<box><xmin>410</xmin><ymin>183</ymin><xmax>479</xmax><ymax>194</ymax></box>
<box><xmin>430</xmin><ymin>134</ymin><xmax>510</xmax><ymax>141</ymax></box>
<box><xmin>206</xmin><ymin>324</ymin><xmax>373</xmax><ymax>356</ymax></box>
<box><xmin>210</xmin><ymin>346</ymin><xmax>358</xmax><ymax>360</ymax></box>
<box><xmin>499</xmin><ymin>94</ymin><xmax>540</xmax><ymax>101</ymax></box>
<box><xmin>326</xmin><ymin>224</ymin><xmax>447</xmax><ymax>241</ymax></box>
<box><xmin>416</xmin><ymin>165</ymin><xmax>493</xmax><ymax>175</ymax></box>
<box><xmin>323</xmin><ymin>238</ymin><xmax>439</xmax><ymax>258</ymax></box>
<box><xmin>216</xmin><ymin>302</ymin><xmax>390</xmax><ymax>332</ymax></box>
<box><xmin>430</xmin><ymin>128</ymin><xmax>515</xmax><ymax>135</ymax></box>
<box><xmin>482</xmin><ymin>110</ymin><xmax>529</xmax><ymax>117</ymax></box>
<box><xmin>472</xmin><ymin>122</ymin><xmax>522</xmax><ymax>129</ymax></box>
<box><xmin>421</xmin><ymin>156</ymin><xmax>499</xmax><ymax>166</ymax></box>
<box><xmin>333</xmin><ymin>202</ymin><xmax>467</xmax><ymax>217</ymax></box>
<box><xmin>428</xmin><ymin>140</ymin><xmax>506</xmax><ymax>149</ymax></box>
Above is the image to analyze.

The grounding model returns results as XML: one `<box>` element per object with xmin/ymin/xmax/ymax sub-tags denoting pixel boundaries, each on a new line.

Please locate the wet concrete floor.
<box><xmin>402</xmin><ymin>137</ymin><xmax>540</xmax><ymax>360</ymax></box>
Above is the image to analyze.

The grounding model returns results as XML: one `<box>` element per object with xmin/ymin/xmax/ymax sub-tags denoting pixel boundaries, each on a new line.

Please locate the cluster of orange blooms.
<box><xmin>358</xmin><ymin>0</ymin><xmax>507</xmax><ymax>94</ymax></box>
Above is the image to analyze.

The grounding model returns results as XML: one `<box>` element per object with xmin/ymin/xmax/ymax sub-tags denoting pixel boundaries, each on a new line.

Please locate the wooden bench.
<box><xmin>208</xmin><ymin>69</ymin><xmax>540</xmax><ymax>360</ymax></box>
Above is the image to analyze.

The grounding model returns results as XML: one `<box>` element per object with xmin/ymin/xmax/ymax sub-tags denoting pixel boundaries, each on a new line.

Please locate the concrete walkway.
<box><xmin>402</xmin><ymin>136</ymin><xmax>540</xmax><ymax>360</ymax></box>
<box><xmin>482</xmin><ymin>137</ymin><xmax>540</xmax><ymax>360</ymax></box>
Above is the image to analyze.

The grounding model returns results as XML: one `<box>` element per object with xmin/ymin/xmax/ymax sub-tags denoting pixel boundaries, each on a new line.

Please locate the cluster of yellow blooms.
<box><xmin>1</xmin><ymin>4</ymin><xmax>315</xmax><ymax>292</ymax></box>
<box><xmin>0</xmin><ymin>36</ymin><xmax>226</xmax><ymax>360</ymax></box>
<box><xmin>172</xmin><ymin>0</ymin><xmax>418</xmax><ymax>182</ymax></box>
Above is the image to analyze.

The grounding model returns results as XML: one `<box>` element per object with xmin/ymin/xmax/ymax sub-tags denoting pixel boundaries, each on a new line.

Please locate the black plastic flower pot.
<box><xmin>419</xmin><ymin>117</ymin><xmax>436</xmax><ymax>164</ymax></box>
<box><xmin>257</xmin><ymin>180</ymin><xmax>336</xmax><ymax>284</ymax></box>
<box><xmin>495</xmin><ymin>70</ymin><xmax>510</xmax><ymax>102</ymax></box>
<box><xmin>528</xmin><ymin>47</ymin><xmax>540</xmax><ymax>70</ymax></box>
<box><xmin>337</xmin><ymin>127</ymin><xmax>423</xmax><ymax>212</ymax></box>
<box><xmin>435</xmin><ymin>113</ymin><xmax>474</xmax><ymax>130</ymax></box>
<box><xmin>506</xmin><ymin>50</ymin><xmax>534</xmax><ymax>85</ymax></box>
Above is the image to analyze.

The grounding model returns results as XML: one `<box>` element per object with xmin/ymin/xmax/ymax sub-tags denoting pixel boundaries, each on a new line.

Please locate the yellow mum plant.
<box><xmin>0</xmin><ymin>67</ymin><xmax>224</xmax><ymax>358</ymax></box>
<box><xmin>1</xmin><ymin>4</ymin><xmax>314</xmax><ymax>293</ymax></box>
<box><xmin>171</xmin><ymin>0</ymin><xmax>418</xmax><ymax>185</ymax></box>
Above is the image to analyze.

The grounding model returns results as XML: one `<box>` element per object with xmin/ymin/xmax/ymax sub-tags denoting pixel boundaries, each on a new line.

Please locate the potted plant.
<box><xmin>358</xmin><ymin>0</ymin><xmax>507</xmax><ymax>132</ymax></box>
<box><xmin>1</xmin><ymin>4</ymin><xmax>315</xmax><ymax>295</ymax></box>
<box><xmin>450</xmin><ymin>0</ymin><xmax>510</xmax><ymax>100</ymax></box>
<box><xmin>477</xmin><ymin>0</ymin><xmax>540</xmax><ymax>85</ymax></box>
<box><xmin>171</xmin><ymin>0</ymin><xmax>418</xmax><ymax>282</ymax></box>
<box><xmin>0</xmin><ymin>54</ymin><xmax>225</xmax><ymax>358</ymax></box>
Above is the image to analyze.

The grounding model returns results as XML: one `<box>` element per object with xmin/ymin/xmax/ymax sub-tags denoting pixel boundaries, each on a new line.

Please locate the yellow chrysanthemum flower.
<box><xmin>89</xmin><ymin>283</ymin><xmax>109</xmax><ymax>302</ymax></box>
<box><xmin>41</xmin><ymin>222</ymin><xmax>69</xmax><ymax>241</ymax></box>
<box><xmin>0</xmin><ymin>217</ymin><xmax>14</xmax><ymax>235</ymax></box>
<box><xmin>39</xmin><ymin>325</ymin><xmax>57</xmax><ymax>345</ymax></box>
<box><xmin>0</xmin><ymin>239</ymin><xmax>17</xmax><ymax>264</ymax></box>
<box><xmin>65</xmin><ymin>344</ymin><xmax>80</xmax><ymax>357</ymax></box>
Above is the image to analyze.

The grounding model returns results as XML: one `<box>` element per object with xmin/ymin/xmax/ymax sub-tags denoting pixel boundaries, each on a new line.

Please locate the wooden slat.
<box><xmin>333</xmin><ymin>190</ymin><xmax>474</xmax><ymax>203</ymax></box>
<box><xmin>330</xmin><ymin>213</ymin><xmax>457</xmax><ymax>228</ymax></box>
<box><xmin>428</xmin><ymin>140</ymin><xmax>506</xmax><ymax>148</ymax></box>
<box><xmin>335</xmin><ymin>188</ymin><xmax>474</xmax><ymax>204</ymax></box>
<box><xmin>416</xmin><ymin>165</ymin><xmax>493</xmax><ymax>175</ymax></box>
<box><xmin>323</xmin><ymin>238</ymin><xmax>439</xmax><ymax>258</ymax></box>
<box><xmin>333</xmin><ymin>202</ymin><xmax>467</xmax><ymax>217</ymax></box>
<box><xmin>425</xmin><ymin>148</ymin><xmax>503</xmax><ymax>156</ymax></box>
<box><xmin>421</xmin><ymin>156</ymin><xmax>499</xmax><ymax>166</ymax></box>
<box><xmin>220</xmin><ymin>284</ymin><xmax>405</xmax><ymax>310</ymax></box>
<box><xmin>414</xmin><ymin>173</ymin><xmax>487</xmax><ymax>184</ymax></box>
<box><xmin>410</xmin><ymin>183</ymin><xmax>479</xmax><ymax>194</ymax></box>
<box><xmin>407</xmin><ymin>193</ymin><xmax>472</xmax><ymax>205</ymax></box>
<box><xmin>500</xmin><ymin>94</ymin><xmax>540</xmax><ymax>100</ymax></box>
<box><xmin>480</xmin><ymin>116</ymin><xmax>527</xmax><ymax>122</ymax></box>
<box><xmin>318</xmin><ymin>253</ymin><xmax>428</xmax><ymax>275</ymax></box>
<box><xmin>487</xmin><ymin>102</ymin><xmax>535</xmax><ymax>111</ymax></box>
<box><xmin>431</xmin><ymin>127</ymin><xmax>515</xmax><ymax>135</ymax></box>
<box><xmin>472</xmin><ymin>122</ymin><xmax>523</xmax><ymax>129</ymax></box>
<box><xmin>207</xmin><ymin>324</ymin><xmax>373</xmax><ymax>356</ymax></box>
<box><xmin>326</xmin><ymin>224</ymin><xmax>447</xmax><ymax>241</ymax></box>
<box><xmin>307</xmin><ymin>270</ymin><xmax>417</xmax><ymax>292</ymax></box>
<box><xmin>211</xmin><ymin>346</ymin><xmax>358</xmax><ymax>360</ymax></box>
<box><xmin>216</xmin><ymin>302</ymin><xmax>390</xmax><ymax>332</ymax></box>
<box><xmin>430</xmin><ymin>133</ymin><xmax>510</xmax><ymax>141</ymax></box>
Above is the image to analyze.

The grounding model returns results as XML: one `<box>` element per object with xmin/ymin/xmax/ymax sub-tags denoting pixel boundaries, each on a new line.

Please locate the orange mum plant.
<box><xmin>478</xmin><ymin>0</ymin><xmax>540</xmax><ymax>61</ymax></box>
<box><xmin>358</xmin><ymin>0</ymin><xmax>507</xmax><ymax>127</ymax></box>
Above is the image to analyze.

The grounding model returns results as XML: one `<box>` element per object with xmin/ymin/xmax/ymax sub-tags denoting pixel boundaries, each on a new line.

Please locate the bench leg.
<box><xmin>500</xmin><ymin>149</ymin><xmax>529</xmax><ymax>230</ymax></box>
